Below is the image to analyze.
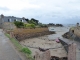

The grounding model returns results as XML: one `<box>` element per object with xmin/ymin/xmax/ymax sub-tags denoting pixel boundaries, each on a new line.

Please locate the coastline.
<box><xmin>19</xmin><ymin>27</ymin><xmax>69</xmax><ymax>58</ymax></box>
<box><xmin>6</xmin><ymin>27</ymin><xmax>69</xmax><ymax>59</ymax></box>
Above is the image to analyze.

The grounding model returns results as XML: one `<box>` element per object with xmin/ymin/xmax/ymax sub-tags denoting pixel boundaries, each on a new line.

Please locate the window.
<box><xmin>21</xmin><ymin>20</ymin><xmax>23</xmax><ymax>22</ymax></box>
<box><xmin>14</xmin><ymin>20</ymin><xmax>16</xmax><ymax>21</ymax></box>
<box><xmin>16</xmin><ymin>19</ymin><xmax>17</xmax><ymax>21</ymax></box>
<box><xmin>8</xmin><ymin>19</ymin><xmax>11</xmax><ymax>22</ymax></box>
<box><xmin>8</xmin><ymin>19</ymin><xmax>10</xmax><ymax>22</ymax></box>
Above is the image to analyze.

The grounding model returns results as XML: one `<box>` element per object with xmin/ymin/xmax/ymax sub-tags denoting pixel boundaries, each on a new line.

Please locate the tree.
<box><xmin>25</xmin><ymin>18</ymin><xmax>29</xmax><ymax>22</ymax></box>
<box><xmin>28</xmin><ymin>20</ymin><xmax>37</xmax><ymax>25</ymax></box>
<box><xmin>31</xmin><ymin>18</ymin><xmax>39</xmax><ymax>24</ymax></box>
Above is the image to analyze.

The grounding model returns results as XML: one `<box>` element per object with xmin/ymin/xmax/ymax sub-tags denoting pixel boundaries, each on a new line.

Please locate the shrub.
<box><xmin>25</xmin><ymin>24</ymin><xmax>35</xmax><ymax>28</ymax></box>
<box><xmin>14</xmin><ymin>21</ymin><xmax>24</xmax><ymax>28</ymax></box>
<box><xmin>30</xmin><ymin>24</ymin><xmax>35</xmax><ymax>28</ymax></box>
<box><xmin>38</xmin><ymin>24</ymin><xmax>47</xmax><ymax>27</ymax></box>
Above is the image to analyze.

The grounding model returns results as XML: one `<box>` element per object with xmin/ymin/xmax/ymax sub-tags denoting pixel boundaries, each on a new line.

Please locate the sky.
<box><xmin>0</xmin><ymin>0</ymin><xmax>80</xmax><ymax>24</ymax></box>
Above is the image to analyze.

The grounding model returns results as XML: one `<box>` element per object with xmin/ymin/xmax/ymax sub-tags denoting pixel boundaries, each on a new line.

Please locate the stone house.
<box><xmin>0</xmin><ymin>14</ymin><xmax>28</xmax><ymax>29</ymax></box>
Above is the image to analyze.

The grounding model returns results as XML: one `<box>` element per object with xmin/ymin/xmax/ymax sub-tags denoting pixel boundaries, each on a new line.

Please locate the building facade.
<box><xmin>0</xmin><ymin>14</ymin><xmax>27</xmax><ymax>28</ymax></box>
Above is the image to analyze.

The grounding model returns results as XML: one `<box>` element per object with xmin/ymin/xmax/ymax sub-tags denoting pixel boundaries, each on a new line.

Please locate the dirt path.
<box><xmin>0</xmin><ymin>29</ymin><xmax>23</xmax><ymax>60</ymax></box>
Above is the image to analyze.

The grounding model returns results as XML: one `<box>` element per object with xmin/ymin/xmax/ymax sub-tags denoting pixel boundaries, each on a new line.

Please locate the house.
<box><xmin>1</xmin><ymin>16</ymin><xmax>27</xmax><ymax>22</ymax></box>
<box><xmin>0</xmin><ymin>14</ymin><xmax>28</xmax><ymax>28</ymax></box>
<box><xmin>0</xmin><ymin>14</ymin><xmax>39</xmax><ymax>29</ymax></box>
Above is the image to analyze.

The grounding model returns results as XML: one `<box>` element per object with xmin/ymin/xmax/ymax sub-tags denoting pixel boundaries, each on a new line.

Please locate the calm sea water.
<box><xmin>48</xmin><ymin>26</ymin><xmax>70</xmax><ymax>40</ymax></box>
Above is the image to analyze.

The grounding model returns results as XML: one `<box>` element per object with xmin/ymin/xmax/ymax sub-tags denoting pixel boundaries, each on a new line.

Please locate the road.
<box><xmin>0</xmin><ymin>29</ymin><xmax>22</xmax><ymax>60</ymax></box>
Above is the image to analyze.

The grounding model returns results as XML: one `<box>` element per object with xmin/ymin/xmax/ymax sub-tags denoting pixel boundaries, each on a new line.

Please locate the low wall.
<box><xmin>3</xmin><ymin>22</ymin><xmax>16</xmax><ymax>30</ymax></box>
<box><xmin>59</xmin><ymin>39</ymin><xmax>68</xmax><ymax>53</ymax></box>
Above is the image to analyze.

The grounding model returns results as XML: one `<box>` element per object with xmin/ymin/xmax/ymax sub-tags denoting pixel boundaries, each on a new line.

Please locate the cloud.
<box><xmin>0</xmin><ymin>0</ymin><xmax>80</xmax><ymax>24</ymax></box>
<box><xmin>0</xmin><ymin>0</ymin><xmax>41</xmax><ymax>11</ymax></box>
<box><xmin>0</xmin><ymin>7</ymin><xmax>9</xmax><ymax>11</ymax></box>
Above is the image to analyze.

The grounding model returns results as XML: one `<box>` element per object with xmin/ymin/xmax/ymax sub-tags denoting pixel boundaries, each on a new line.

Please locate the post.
<box><xmin>68</xmin><ymin>43</ymin><xmax>76</xmax><ymax>60</ymax></box>
<box><xmin>35</xmin><ymin>50</ymin><xmax>50</xmax><ymax>60</ymax></box>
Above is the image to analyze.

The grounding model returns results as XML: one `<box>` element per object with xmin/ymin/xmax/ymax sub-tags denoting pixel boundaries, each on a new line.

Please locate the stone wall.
<box><xmin>59</xmin><ymin>39</ymin><xmax>68</xmax><ymax>53</ymax></box>
<box><xmin>3</xmin><ymin>22</ymin><xmax>16</xmax><ymax>30</ymax></box>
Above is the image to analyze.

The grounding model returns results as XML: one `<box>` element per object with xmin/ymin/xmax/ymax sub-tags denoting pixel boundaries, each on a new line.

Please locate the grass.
<box><xmin>21</xmin><ymin>47</ymin><xmax>32</xmax><ymax>54</ymax></box>
<box><xmin>5</xmin><ymin>33</ymin><xmax>33</xmax><ymax>60</ymax></box>
<box><xmin>13</xmin><ymin>28</ymin><xmax>48</xmax><ymax>34</ymax></box>
<box><xmin>5</xmin><ymin>33</ymin><xmax>22</xmax><ymax>50</ymax></box>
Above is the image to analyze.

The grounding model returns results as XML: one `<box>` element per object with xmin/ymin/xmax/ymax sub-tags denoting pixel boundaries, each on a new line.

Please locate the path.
<box><xmin>0</xmin><ymin>29</ymin><xmax>22</xmax><ymax>60</ymax></box>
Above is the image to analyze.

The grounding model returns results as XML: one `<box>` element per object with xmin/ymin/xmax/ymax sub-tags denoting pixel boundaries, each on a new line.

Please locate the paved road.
<box><xmin>0</xmin><ymin>29</ymin><xmax>22</xmax><ymax>60</ymax></box>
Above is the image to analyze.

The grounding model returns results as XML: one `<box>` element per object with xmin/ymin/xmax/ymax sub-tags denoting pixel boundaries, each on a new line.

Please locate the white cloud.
<box><xmin>0</xmin><ymin>0</ymin><xmax>41</xmax><ymax>10</ymax></box>
<box><xmin>0</xmin><ymin>0</ymin><xmax>80</xmax><ymax>24</ymax></box>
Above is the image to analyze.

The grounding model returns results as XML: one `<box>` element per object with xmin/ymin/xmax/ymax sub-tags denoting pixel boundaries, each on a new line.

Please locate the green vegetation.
<box><xmin>14</xmin><ymin>21</ymin><xmax>24</xmax><ymax>28</ymax></box>
<box><xmin>14</xmin><ymin>20</ymin><xmax>36</xmax><ymax>28</ymax></box>
<box><xmin>38</xmin><ymin>23</ymin><xmax>47</xmax><ymax>27</ymax></box>
<box><xmin>28</xmin><ymin>20</ymin><xmax>37</xmax><ymax>25</ymax></box>
<box><xmin>21</xmin><ymin>47</ymin><xmax>31</xmax><ymax>54</ymax></box>
<box><xmin>5</xmin><ymin>33</ymin><xmax>33</xmax><ymax>60</ymax></box>
<box><xmin>5</xmin><ymin>33</ymin><xmax>22</xmax><ymax>49</ymax></box>
<box><xmin>24</xmin><ymin>24</ymin><xmax>35</xmax><ymax>28</ymax></box>
<box><xmin>14</xmin><ymin>19</ymin><xmax>47</xmax><ymax>29</ymax></box>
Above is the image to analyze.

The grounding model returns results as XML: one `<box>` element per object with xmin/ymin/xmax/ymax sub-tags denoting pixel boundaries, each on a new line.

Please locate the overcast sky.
<box><xmin>0</xmin><ymin>0</ymin><xmax>80</xmax><ymax>24</ymax></box>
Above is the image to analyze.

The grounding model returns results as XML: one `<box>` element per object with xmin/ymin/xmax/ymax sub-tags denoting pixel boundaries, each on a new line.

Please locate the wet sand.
<box><xmin>20</xmin><ymin>37</ymin><xmax>67</xmax><ymax>58</ymax></box>
<box><xmin>20</xmin><ymin>27</ymin><xmax>69</xmax><ymax>58</ymax></box>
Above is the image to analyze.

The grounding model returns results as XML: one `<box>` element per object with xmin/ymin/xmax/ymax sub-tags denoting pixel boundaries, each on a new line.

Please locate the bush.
<box><xmin>38</xmin><ymin>24</ymin><xmax>47</xmax><ymax>27</ymax></box>
<box><xmin>25</xmin><ymin>24</ymin><xmax>35</xmax><ymax>28</ymax></box>
<box><xmin>30</xmin><ymin>24</ymin><xmax>35</xmax><ymax>28</ymax></box>
<box><xmin>14</xmin><ymin>21</ymin><xmax>24</xmax><ymax>28</ymax></box>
